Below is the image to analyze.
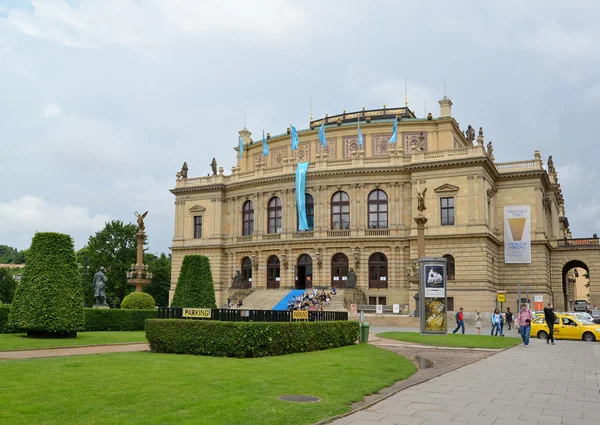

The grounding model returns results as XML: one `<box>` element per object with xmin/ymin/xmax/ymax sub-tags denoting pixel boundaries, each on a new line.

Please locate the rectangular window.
<box><xmin>447</xmin><ymin>297</ymin><xmax>454</xmax><ymax>312</ymax></box>
<box><xmin>440</xmin><ymin>197</ymin><xmax>455</xmax><ymax>226</ymax></box>
<box><xmin>194</xmin><ymin>216</ymin><xmax>202</xmax><ymax>239</ymax></box>
<box><xmin>378</xmin><ymin>297</ymin><xmax>387</xmax><ymax>306</ymax></box>
<box><xmin>368</xmin><ymin>296</ymin><xmax>377</xmax><ymax>305</ymax></box>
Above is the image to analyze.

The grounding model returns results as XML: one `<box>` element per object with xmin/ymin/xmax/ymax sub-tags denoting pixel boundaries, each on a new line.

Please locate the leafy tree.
<box><xmin>0</xmin><ymin>267</ymin><xmax>17</xmax><ymax>304</ymax></box>
<box><xmin>0</xmin><ymin>245</ymin><xmax>27</xmax><ymax>264</ymax></box>
<box><xmin>144</xmin><ymin>252</ymin><xmax>171</xmax><ymax>307</ymax></box>
<box><xmin>9</xmin><ymin>232</ymin><xmax>84</xmax><ymax>337</ymax></box>
<box><xmin>84</xmin><ymin>221</ymin><xmax>140</xmax><ymax>308</ymax></box>
<box><xmin>171</xmin><ymin>255</ymin><xmax>216</xmax><ymax>308</ymax></box>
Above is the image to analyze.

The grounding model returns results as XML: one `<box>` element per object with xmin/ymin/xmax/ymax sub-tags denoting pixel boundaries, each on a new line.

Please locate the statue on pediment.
<box><xmin>465</xmin><ymin>125</ymin><xmax>475</xmax><ymax>144</ymax></box>
<box><xmin>210</xmin><ymin>158</ymin><xmax>218</xmax><ymax>176</ymax></box>
<box><xmin>486</xmin><ymin>141</ymin><xmax>493</xmax><ymax>157</ymax></box>
<box><xmin>177</xmin><ymin>162</ymin><xmax>188</xmax><ymax>179</ymax></box>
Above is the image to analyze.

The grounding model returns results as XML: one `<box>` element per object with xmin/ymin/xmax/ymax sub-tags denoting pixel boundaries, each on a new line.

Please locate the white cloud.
<box><xmin>521</xmin><ymin>23</ymin><xmax>595</xmax><ymax>64</ymax></box>
<box><xmin>42</xmin><ymin>102</ymin><xmax>61</xmax><ymax>118</ymax></box>
<box><xmin>0</xmin><ymin>195</ymin><xmax>111</xmax><ymax>236</ymax></box>
<box><xmin>555</xmin><ymin>164</ymin><xmax>583</xmax><ymax>188</ymax></box>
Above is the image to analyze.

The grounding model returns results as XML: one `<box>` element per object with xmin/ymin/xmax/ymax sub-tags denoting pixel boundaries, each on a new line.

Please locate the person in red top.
<box><xmin>452</xmin><ymin>307</ymin><xmax>465</xmax><ymax>334</ymax></box>
<box><xmin>517</xmin><ymin>304</ymin><xmax>533</xmax><ymax>347</ymax></box>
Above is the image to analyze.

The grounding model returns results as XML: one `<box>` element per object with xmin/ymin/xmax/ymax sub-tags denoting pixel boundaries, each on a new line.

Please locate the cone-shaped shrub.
<box><xmin>9</xmin><ymin>232</ymin><xmax>84</xmax><ymax>337</ymax></box>
<box><xmin>171</xmin><ymin>255</ymin><xmax>216</xmax><ymax>308</ymax></box>
<box><xmin>121</xmin><ymin>292</ymin><xmax>156</xmax><ymax>309</ymax></box>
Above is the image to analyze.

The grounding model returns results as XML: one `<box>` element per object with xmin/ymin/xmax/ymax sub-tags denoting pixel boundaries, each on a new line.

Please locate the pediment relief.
<box><xmin>188</xmin><ymin>204</ymin><xmax>206</xmax><ymax>213</ymax></box>
<box><xmin>434</xmin><ymin>184</ymin><xmax>460</xmax><ymax>193</ymax></box>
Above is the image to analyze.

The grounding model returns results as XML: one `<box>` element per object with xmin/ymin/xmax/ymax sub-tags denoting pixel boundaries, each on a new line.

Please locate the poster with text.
<box><xmin>504</xmin><ymin>205</ymin><xmax>531</xmax><ymax>264</ymax></box>
<box><xmin>424</xmin><ymin>298</ymin><xmax>447</xmax><ymax>332</ymax></box>
<box><xmin>424</xmin><ymin>265</ymin><xmax>445</xmax><ymax>298</ymax></box>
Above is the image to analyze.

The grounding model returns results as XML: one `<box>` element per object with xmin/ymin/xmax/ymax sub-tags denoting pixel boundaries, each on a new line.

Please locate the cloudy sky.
<box><xmin>1</xmin><ymin>0</ymin><xmax>599</xmax><ymax>254</ymax></box>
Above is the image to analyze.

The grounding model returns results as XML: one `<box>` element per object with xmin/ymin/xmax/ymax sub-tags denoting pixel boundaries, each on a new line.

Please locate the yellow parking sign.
<box><xmin>497</xmin><ymin>292</ymin><xmax>506</xmax><ymax>303</ymax></box>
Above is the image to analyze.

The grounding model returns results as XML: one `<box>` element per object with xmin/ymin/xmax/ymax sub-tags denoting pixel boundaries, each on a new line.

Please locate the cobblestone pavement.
<box><xmin>330</xmin><ymin>338</ymin><xmax>600</xmax><ymax>425</ymax></box>
<box><xmin>0</xmin><ymin>343</ymin><xmax>149</xmax><ymax>360</ymax></box>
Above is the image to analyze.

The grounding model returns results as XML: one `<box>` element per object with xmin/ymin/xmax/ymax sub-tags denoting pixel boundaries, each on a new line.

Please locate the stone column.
<box><xmin>414</xmin><ymin>214</ymin><xmax>428</xmax><ymax>258</ymax></box>
<box><xmin>255</xmin><ymin>194</ymin><xmax>262</xmax><ymax>235</ymax></box>
<box><xmin>478</xmin><ymin>176</ymin><xmax>486</xmax><ymax>224</ymax></box>
<box><xmin>468</xmin><ymin>176</ymin><xmax>475</xmax><ymax>222</ymax></box>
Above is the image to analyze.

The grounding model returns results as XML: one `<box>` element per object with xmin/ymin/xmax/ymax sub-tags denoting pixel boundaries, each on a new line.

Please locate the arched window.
<box><xmin>444</xmin><ymin>254</ymin><xmax>455</xmax><ymax>280</ymax></box>
<box><xmin>242</xmin><ymin>200</ymin><xmax>254</xmax><ymax>236</ymax></box>
<box><xmin>368</xmin><ymin>189</ymin><xmax>388</xmax><ymax>229</ymax></box>
<box><xmin>331</xmin><ymin>253</ymin><xmax>349</xmax><ymax>288</ymax></box>
<box><xmin>368</xmin><ymin>252</ymin><xmax>388</xmax><ymax>289</ymax></box>
<box><xmin>268</xmin><ymin>197</ymin><xmax>282</xmax><ymax>233</ymax></box>
<box><xmin>241</xmin><ymin>257</ymin><xmax>253</xmax><ymax>288</ymax></box>
<box><xmin>267</xmin><ymin>256</ymin><xmax>280</xmax><ymax>289</ymax></box>
<box><xmin>296</xmin><ymin>193</ymin><xmax>315</xmax><ymax>231</ymax></box>
<box><xmin>331</xmin><ymin>191</ymin><xmax>350</xmax><ymax>230</ymax></box>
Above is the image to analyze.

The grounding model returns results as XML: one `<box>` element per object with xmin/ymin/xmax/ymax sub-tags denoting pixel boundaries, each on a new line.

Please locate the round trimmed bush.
<box><xmin>9</xmin><ymin>232</ymin><xmax>84</xmax><ymax>338</ymax></box>
<box><xmin>121</xmin><ymin>292</ymin><xmax>156</xmax><ymax>310</ymax></box>
<box><xmin>171</xmin><ymin>255</ymin><xmax>216</xmax><ymax>308</ymax></box>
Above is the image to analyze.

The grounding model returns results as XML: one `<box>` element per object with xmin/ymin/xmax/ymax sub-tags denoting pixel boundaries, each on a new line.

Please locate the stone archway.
<box><xmin>562</xmin><ymin>260</ymin><xmax>589</xmax><ymax>311</ymax></box>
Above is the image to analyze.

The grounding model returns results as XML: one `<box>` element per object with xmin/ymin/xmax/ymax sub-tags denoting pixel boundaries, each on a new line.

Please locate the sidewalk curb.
<box><xmin>0</xmin><ymin>342</ymin><xmax>149</xmax><ymax>354</ymax></box>
<box><xmin>316</xmin><ymin>341</ymin><xmax>518</xmax><ymax>425</ymax></box>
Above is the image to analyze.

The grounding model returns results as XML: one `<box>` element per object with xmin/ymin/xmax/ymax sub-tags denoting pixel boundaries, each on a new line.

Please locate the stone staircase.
<box><xmin>234</xmin><ymin>289</ymin><xmax>348</xmax><ymax>311</ymax></box>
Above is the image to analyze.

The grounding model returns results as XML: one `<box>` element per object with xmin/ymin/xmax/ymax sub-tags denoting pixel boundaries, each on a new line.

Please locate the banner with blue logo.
<box><xmin>296</xmin><ymin>162</ymin><xmax>309</xmax><ymax>231</ymax></box>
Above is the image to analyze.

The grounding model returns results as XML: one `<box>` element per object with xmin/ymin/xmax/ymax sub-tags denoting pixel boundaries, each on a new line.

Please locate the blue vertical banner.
<box><xmin>318</xmin><ymin>121</ymin><xmax>327</xmax><ymax>148</ymax></box>
<box><xmin>238</xmin><ymin>136</ymin><xmax>244</xmax><ymax>160</ymax></box>
<box><xmin>296</xmin><ymin>162</ymin><xmax>309</xmax><ymax>231</ymax></box>
<box><xmin>389</xmin><ymin>116</ymin><xmax>398</xmax><ymax>143</ymax></box>
<box><xmin>262</xmin><ymin>130</ymin><xmax>269</xmax><ymax>156</ymax></box>
<box><xmin>357</xmin><ymin>117</ymin><xmax>363</xmax><ymax>147</ymax></box>
<box><xmin>291</xmin><ymin>125</ymin><xmax>299</xmax><ymax>150</ymax></box>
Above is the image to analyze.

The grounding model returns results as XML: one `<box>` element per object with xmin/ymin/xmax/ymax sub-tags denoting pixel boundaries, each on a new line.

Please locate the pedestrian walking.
<box><xmin>543</xmin><ymin>302</ymin><xmax>557</xmax><ymax>345</ymax></box>
<box><xmin>499</xmin><ymin>311</ymin><xmax>505</xmax><ymax>336</ymax></box>
<box><xmin>517</xmin><ymin>303</ymin><xmax>533</xmax><ymax>347</ymax></box>
<box><xmin>452</xmin><ymin>307</ymin><xmax>465</xmax><ymax>334</ymax></box>
<box><xmin>474</xmin><ymin>311</ymin><xmax>482</xmax><ymax>335</ymax></box>
<box><xmin>491</xmin><ymin>309</ymin><xmax>502</xmax><ymax>336</ymax></box>
<box><xmin>505</xmin><ymin>307</ymin><xmax>513</xmax><ymax>330</ymax></box>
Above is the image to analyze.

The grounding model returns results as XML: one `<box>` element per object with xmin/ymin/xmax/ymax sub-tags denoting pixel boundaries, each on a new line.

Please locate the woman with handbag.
<box><xmin>517</xmin><ymin>303</ymin><xmax>533</xmax><ymax>347</ymax></box>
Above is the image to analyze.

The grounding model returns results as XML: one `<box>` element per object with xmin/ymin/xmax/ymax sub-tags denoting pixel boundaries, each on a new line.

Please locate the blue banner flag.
<box><xmin>291</xmin><ymin>125</ymin><xmax>299</xmax><ymax>150</ymax></box>
<box><xmin>238</xmin><ymin>136</ymin><xmax>244</xmax><ymax>159</ymax></box>
<box><xmin>318</xmin><ymin>121</ymin><xmax>326</xmax><ymax>148</ymax></box>
<box><xmin>357</xmin><ymin>117</ymin><xmax>363</xmax><ymax>147</ymax></box>
<box><xmin>296</xmin><ymin>162</ymin><xmax>309</xmax><ymax>231</ymax></box>
<box><xmin>262</xmin><ymin>130</ymin><xmax>269</xmax><ymax>156</ymax></box>
<box><xmin>389</xmin><ymin>116</ymin><xmax>398</xmax><ymax>143</ymax></box>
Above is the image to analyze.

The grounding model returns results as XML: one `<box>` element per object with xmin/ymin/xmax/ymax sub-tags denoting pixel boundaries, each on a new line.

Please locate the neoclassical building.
<box><xmin>170</xmin><ymin>99</ymin><xmax>599</xmax><ymax>312</ymax></box>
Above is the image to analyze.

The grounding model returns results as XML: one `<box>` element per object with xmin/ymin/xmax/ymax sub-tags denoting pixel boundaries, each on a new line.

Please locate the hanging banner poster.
<box><xmin>419</xmin><ymin>257</ymin><xmax>447</xmax><ymax>334</ymax></box>
<box><xmin>504</xmin><ymin>206</ymin><xmax>531</xmax><ymax>264</ymax></box>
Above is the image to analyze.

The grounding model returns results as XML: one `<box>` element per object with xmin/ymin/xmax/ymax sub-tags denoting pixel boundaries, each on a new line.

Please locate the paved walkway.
<box><xmin>0</xmin><ymin>343</ymin><xmax>149</xmax><ymax>360</ymax></box>
<box><xmin>331</xmin><ymin>338</ymin><xmax>600</xmax><ymax>425</ymax></box>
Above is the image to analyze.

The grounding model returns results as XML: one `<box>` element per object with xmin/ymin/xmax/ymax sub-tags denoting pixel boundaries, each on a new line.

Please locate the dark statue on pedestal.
<box><xmin>231</xmin><ymin>270</ymin><xmax>244</xmax><ymax>289</ymax></box>
<box><xmin>93</xmin><ymin>267</ymin><xmax>108</xmax><ymax>307</ymax></box>
<box><xmin>210</xmin><ymin>158</ymin><xmax>218</xmax><ymax>176</ymax></box>
<box><xmin>346</xmin><ymin>268</ymin><xmax>357</xmax><ymax>289</ymax></box>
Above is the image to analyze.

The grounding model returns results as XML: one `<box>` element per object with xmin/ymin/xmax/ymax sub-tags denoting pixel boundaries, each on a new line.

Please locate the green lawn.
<box><xmin>0</xmin><ymin>344</ymin><xmax>416</xmax><ymax>425</ymax></box>
<box><xmin>0</xmin><ymin>331</ymin><xmax>147</xmax><ymax>351</ymax></box>
<box><xmin>377</xmin><ymin>332</ymin><xmax>521</xmax><ymax>349</ymax></box>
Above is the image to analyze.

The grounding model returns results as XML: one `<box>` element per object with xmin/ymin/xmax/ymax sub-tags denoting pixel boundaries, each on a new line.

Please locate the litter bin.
<box><xmin>360</xmin><ymin>322</ymin><xmax>370</xmax><ymax>343</ymax></box>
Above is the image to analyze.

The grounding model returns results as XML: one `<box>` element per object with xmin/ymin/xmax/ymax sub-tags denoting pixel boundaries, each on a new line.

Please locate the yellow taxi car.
<box><xmin>530</xmin><ymin>313</ymin><xmax>600</xmax><ymax>342</ymax></box>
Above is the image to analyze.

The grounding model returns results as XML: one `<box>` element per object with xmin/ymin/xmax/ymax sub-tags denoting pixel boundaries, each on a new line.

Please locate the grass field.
<box><xmin>0</xmin><ymin>331</ymin><xmax>147</xmax><ymax>351</ymax></box>
<box><xmin>377</xmin><ymin>332</ymin><xmax>521</xmax><ymax>349</ymax></box>
<box><xmin>0</xmin><ymin>344</ymin><xmax>416</xmax><ymax>425</ymax></box>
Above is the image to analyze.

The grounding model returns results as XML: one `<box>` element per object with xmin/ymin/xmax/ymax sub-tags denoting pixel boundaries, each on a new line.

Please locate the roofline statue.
<box><xmin>135</xmin><ymin>211</ymin><xmax>148</xmax><ymax>233</ymax></box>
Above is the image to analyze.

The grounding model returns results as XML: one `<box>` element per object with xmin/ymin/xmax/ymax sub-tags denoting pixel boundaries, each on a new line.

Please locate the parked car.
<box><xmin>531</xmin><ymin>313</ymin><xmax>600</xmax><ymax>342</ymax></box>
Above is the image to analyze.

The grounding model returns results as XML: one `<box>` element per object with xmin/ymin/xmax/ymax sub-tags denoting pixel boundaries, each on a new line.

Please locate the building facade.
<box><xmin>170</xmin><ymin>99</ymin><xmax>600</xmax><ymax>312</ymax></box>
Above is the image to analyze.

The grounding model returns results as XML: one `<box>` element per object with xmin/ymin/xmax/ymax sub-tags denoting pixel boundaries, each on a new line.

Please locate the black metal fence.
<box><xmin>157</xmin><ymin>307</ymin><xmax>348</xmax><ymax>322</ymax></box>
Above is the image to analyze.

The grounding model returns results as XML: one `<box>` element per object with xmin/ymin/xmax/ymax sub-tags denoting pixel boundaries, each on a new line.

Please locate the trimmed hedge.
<box><xmin>0</xmin><ymin>304</ymin><xmax>12</xmax><ymax>333</ymax></box>
<box><xmin>83</xmin><ymin>308</ymin><xmax>157</xmax><ymax>331</ymax></box>
<box><xmin>145</xmin><ymin>319</ymin><xmax>360</xmax><ymax>358</ymax></box>
<box><xmin>171</xmin><ymin>255</ymin><xmax>216</xmax><ymax>308</ymax></box>
<box><xmin>121</xmin><ymin>292</ymin><xmax>156</xmax><ymax>310</ymax></box>
<box><xmin>9</xmin><ymin>232</ymin><xmax>84</xmax><ymax>336</ymax></box>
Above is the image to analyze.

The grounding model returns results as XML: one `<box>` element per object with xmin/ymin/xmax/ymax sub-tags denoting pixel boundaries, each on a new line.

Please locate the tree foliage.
<box><xmin>82</xmin><ymin>221</ymin><xmax>139</xmax><ymax>308</ymax></box>
<box><xmin>0</xmin><ymin>268</ymin><xmax>17</xmax><ymax>304</ymax></box>
<box><xmin>144</xmin><ymin>252</ymin><xmax>171</xmax><ymax>307</ymax></box>
<box><xmin>171</xmin><ymin>255</ymin><xmax>216</xmax><ymax>308</ymax></box>
<box><xmin>0</xmin><ymin>245</ymin><xmax>26</xmax><ymax>264</ymax></box>
<box><xmin>121</xmin><ymin>292</ymin><xmax>156</xmax><ymax>309</ymax></box>
<box><xmin>9</xmin><ymin>232</ymin><xmax>84</xmax><ymax>335</ymax></box>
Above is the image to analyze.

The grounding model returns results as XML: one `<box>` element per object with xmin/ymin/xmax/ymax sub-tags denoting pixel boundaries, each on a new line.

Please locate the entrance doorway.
<box><xmin>296</xmin><ymin>254</ymin><xmax>313</xmax><ymax>290</ymax></box>
<box><xmin>267</xmin><ymin>255</ymin><xmax>280</xmax><ymax>289</ymax></box>
<box><xmin>331</xmin><ymin>253</ymin><xmax>349</xmax><ymax>288</ymax></box>
<box><xmin>562</xmin><ymin>260</ymin><xmax>589</xmax><ymax>311</ymax></box>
